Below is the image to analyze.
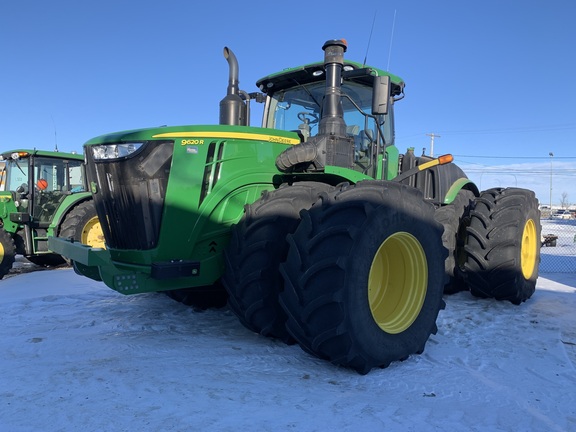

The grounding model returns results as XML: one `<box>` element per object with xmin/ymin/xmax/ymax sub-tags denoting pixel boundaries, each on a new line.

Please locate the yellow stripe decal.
<box><xmin>417</xmin><ymin>159</ymin><xmax>440</xmax><ymax>171</ymax></box>
<box><xmin>152</xmin><ymin>131</ymin><xmax>300</xmax><ymax>145</ymax></box>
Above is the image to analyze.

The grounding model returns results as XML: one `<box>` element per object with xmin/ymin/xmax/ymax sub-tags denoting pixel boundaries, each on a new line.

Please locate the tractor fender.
<box><xmin>0</xmin><ymin>193</ymin><xmax>18</xmax><ymax>232</ymax></box>
<box><xmin>443</xmin><ymin>178</ymin><xmax>480</xmax><ymax>204</ymax></box>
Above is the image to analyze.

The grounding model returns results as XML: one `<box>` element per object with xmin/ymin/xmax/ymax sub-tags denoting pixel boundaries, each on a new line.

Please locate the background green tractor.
<box><xmin>49</xmin><ymin>39</ymin><xmax>541</xmax><ymax>374</ymax></box>
<box><xmin>0</xmin><ymin>149</ymin><xmax>104</xmax><ymax>278</ymax></box>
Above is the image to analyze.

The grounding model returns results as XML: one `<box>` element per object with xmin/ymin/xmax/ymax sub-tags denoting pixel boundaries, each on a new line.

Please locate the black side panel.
<box><xmin>401</xmin><ymin>155</ymin><xmax>470</xmax><ymax>202</ymax></box>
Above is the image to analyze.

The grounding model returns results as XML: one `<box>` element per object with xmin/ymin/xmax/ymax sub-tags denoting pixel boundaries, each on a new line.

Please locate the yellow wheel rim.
<box><xmin>0</xmin><ymin>242</ymin><xmax>4</xmax><ymax>262</ymax></box>
<box><xmin>368</xmin><ymin>232</ymin><xmax>428</xmax><ymax>334</ymax></box>
<box><xmin>81</xmin><ymin>217</ymin><xmax>106</xmax><ymax>249</ymax></box>
<box><xmin>521</xmin><ymin>219</ymin><xmax>537</xmax><ymax>279</ymax></box>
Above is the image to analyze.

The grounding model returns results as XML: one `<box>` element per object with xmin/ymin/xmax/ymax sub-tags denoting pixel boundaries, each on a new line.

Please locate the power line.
<box><xmin>465</xmin><ymin>169</ymin><xmax>576</xmax><ymax>175</ymax></box>
<box><xmin>458</xmin><ymin>156</ymin><xmax>576</xmax><ymax>159</ymax></box>
<box><xmin>397</xmin><ymin>123</ymin><xmax>576</xmax><ymax>140</ymax></box>
<box><xmin>437</xmin><ymin>124</ymin><xmax>576</xmax><ymax>135</ymax></box>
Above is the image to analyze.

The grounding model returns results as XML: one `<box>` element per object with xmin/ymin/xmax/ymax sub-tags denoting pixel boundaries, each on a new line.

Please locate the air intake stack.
<box><xmin>275</xmin><ymin>39</ymin><xmax>355</xmax><ymax>172</ymax></box>
<box><xmin>318</xmin><ymin>39</ymin><xmax>348</xmax><ymax>137</ymax></box>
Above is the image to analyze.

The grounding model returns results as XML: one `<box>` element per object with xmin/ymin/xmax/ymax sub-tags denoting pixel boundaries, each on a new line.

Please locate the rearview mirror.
<box><xmin>372</xmin><ymin>75</ymin><xmax>390</xmax><ymax>115</ymax></box>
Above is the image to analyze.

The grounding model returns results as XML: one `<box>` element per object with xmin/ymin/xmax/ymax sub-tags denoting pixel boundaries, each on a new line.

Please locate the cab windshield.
<box><xmin>5</xmin><ymin>157</ymin><xmax>84</xmax><ymax>193</ymax></box>
<box><xmin>265</xmin><ymin>80</ymin><xmax>394</xmax><ymax>151</ymax></box>
<box><xmin>264</xmin><ymin>80</ymin><xmax>394</xmax><ymax>177</ymax></box>
<box><xmin>4</xmin><ymin>159</ymin><xmax>28</xmax><ymax>191</ymax></box>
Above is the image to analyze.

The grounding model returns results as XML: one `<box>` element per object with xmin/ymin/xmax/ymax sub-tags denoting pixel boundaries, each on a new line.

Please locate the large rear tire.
<box><xmin>59</xmin><ymin>200</ymin><xmax>104</xmax><ymax>248</ymax></box>
<box><xmin>434</xmin><ymin>189</ymin><xmax>476</xmax><ymax>294</ymax></box>
<box><xmin>0</xmin><ymin>228</ymin><xmax>16</xmax><ymax>279</ymax></box>
<box><xmin>223</xmin><ymin>182</ymin><xmax>334</xmax><ymax>342</ymax></box>
<box><xmin>280</xmin><ymin>181</ymin><xmax>447</xmax><ymax>374</ymax></box>
<box><xmin>464</xmin><ymin>188</ymin><xmax>541</xmax><ymax>304</ymax></box>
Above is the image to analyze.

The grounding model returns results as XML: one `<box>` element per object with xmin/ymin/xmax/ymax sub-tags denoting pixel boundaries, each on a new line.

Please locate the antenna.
<box><xmin>50</xmin><ymin>114</ymin><xmax>59</xmax><ymax>152</ymax></box>
<box><xmin>387</xmin><ymin>9</ymin><xmax>397</xmax><ymax>71</ymax></box>
<box><xmin>362</xmin><ymin>11</ymin><xmax>378</xmax><ymax>67</ymax></box>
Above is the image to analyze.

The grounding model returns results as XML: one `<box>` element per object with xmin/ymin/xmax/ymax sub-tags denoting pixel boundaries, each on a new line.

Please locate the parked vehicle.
<box><xmin>551</xmin><ymin>209</ymin><xmax>572</xmax><ymax>219</ymax></box>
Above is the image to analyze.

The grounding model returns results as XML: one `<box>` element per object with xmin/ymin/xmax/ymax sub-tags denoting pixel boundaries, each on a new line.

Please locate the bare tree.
<box><xmin>560</xmin><ymin>191</ymin><xmax>569</xmax><ymax>208</ymax></box>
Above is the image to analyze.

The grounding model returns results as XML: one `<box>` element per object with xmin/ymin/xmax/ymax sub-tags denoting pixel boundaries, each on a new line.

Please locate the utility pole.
<box><xmin>426</xmin><ymin>133</ymin><xmax>441</xmax><ymax>157</ymax></box>
<box><xmin>549</xmin><ymin>152</ymin><xmax>554</xmax><ymax>212</ymax></box>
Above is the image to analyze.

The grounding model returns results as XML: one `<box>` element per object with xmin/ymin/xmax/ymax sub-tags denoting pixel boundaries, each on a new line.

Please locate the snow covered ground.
<box><xmin>1</xmin><ymin>258</ymin><xmax>575</xmax><ymax>431</ymax></box>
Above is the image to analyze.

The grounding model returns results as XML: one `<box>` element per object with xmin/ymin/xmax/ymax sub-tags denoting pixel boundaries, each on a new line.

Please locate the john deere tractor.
<box><xmin>0</xmin><ymin>149</ymin><xmax>104</xmax><ymax>278</ymax></box>
<box><xmin>49</xmin><ymin>39</ymin><xmax>540</xmax><ymax>374</ymax></box>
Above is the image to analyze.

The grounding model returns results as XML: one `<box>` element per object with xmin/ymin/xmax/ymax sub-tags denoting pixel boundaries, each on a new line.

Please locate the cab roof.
<box><xmin>256</xmin><ymin>60</ymin><xmax>405</xmax><ymax>97</ymax></box>
<box><xmin>0</xmin><ymin>149</ymin><xmax>82</xmax><ymax>161</ymax></box>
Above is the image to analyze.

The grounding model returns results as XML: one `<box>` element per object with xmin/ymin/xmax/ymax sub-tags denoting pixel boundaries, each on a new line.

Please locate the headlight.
<box><xmin>91</xmin><ymin>143</ymin><xmax>144</xmax><ymax>160</ymax></box>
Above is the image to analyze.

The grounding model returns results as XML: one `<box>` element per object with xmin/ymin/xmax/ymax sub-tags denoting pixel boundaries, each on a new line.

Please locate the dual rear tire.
<box><xmin>464</xmin><ymin>188</ymin><xmax>541</xmax><ymax>304</ymax></box>
<box><xmin>222</xmin><ymin>182</ymin><xmax>335</xmax><ymax>342</ymax></box>
<box><xmin>223</xmin><ymin>182</ymin><xmax>540</xmax><ymax>373</ymax></box>
<box><xmin>435</xmin><ymin>187</ymin><xmax>540</xmax><ymax>305</ymax></box>
<box><xmin>279</xmin><ymin>181</ymin><xmax>447</xmax><ymax>374</ymax></box>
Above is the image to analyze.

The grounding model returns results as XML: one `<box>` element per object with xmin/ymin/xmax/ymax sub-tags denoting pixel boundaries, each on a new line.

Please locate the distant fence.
<box><xmin>539</xmin><ymin>219</ymin><xmax>576</xmax><ymax>273</ymax></box>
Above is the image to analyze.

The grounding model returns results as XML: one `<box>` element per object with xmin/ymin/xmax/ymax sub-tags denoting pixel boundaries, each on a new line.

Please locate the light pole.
<box><xmin>426</xmin><ymin>133</ymin><xmax>441</xmax><ymax>157</ymax></box>
<box><xmin>549</xmin><ymin>152</ymin><xmax>554</xmax><ymax>213</ymax></box>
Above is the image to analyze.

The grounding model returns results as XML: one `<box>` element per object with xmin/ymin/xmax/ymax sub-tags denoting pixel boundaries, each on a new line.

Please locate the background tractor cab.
<box><xmin>5</xmin><ymin>151</ymin><xmax>85</xmax><ymax>223</ymax></box>
<box><xmin>0</xmin><ymin>150</ymin><xmax>103</xmax><ymax>278</ymax></box>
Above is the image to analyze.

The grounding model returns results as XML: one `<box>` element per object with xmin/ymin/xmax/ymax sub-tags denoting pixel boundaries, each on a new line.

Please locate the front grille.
<box><xmin>86</xmin><ymin>140</ymin><xmax>174</xmax><ymax>250</ymax></box>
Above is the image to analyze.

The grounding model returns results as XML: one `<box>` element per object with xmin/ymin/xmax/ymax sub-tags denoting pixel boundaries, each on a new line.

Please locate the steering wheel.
<box><xmin>297</xmin><ymin>112</ymin><xmax>319</xmax><ymax>125</ymax></box>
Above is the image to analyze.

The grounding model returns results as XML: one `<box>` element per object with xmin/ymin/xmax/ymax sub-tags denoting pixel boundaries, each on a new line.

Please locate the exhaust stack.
<box><xmin>219</xmin><ymin>47</ymin><xmax>247</xmax><ymax>126</ymax></box>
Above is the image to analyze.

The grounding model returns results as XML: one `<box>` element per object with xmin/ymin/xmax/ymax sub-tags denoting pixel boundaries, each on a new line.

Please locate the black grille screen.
<box><xmin>86</xmin><ymin>140</ymin><xmax>174</xmax><ymax>250</ymax></box>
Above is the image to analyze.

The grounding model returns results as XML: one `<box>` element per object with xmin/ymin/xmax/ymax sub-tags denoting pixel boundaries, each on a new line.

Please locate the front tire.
<box><xmin>0</xmin><ymin>228</ymin><xmax>16</xmax><ymax>279</ymax></box>
<box><xmin>223</xmin><ymin>182</ymin><xmax>334</xmax><ymax>342</ymax></box>
<box><xmin>280</xmin><ymin>181</ymin><xmax>447</xmax><ymax>374</ymax></box>
<box><xmin>464</xmin><ymin>188</ymin><xmax>541</xmax><ymax>304</ymax></box>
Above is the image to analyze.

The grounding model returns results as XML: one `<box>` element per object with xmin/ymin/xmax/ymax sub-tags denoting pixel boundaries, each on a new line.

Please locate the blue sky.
<box><xmin>1</xmin><ymin>0</ymin><xmax>575</xmax><ymax>205</ymax></box>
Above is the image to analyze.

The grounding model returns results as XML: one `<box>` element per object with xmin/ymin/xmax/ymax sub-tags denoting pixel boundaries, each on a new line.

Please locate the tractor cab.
<box><xmin>0</xmin><ymin>150</ymin><xmax>86</xmax><ymax>225</ymax></box>
<box><xmin>256</xmin><ymin>60</ymin><xmax>405</xmax><ymax>180</ymax></box>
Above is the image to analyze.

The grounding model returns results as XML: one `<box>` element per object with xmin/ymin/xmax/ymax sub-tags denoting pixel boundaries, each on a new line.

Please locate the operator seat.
<box><xmin>359</xmin><ymin>129</ymin><xmax>374</xmax><ymax>152</ymax></box>
<box><xmin>346</xmin><ymin>125</ymin><xmax>361</xmax><ymax>154</ymax></box>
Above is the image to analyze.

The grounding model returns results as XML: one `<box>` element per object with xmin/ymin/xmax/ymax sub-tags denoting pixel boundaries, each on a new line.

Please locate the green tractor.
<box><xmin>49</xmin><ymin>39</ymin><xmax>541</xmax><ymax>374</ymax></box>
<box><xmin>0</xmin><ymin>149</ymin><xmax>104</xmax><ymax>278</ymax></box>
